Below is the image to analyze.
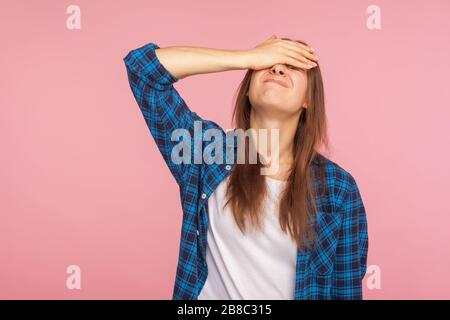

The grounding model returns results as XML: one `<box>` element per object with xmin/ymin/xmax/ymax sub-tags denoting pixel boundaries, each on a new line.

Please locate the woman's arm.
<box><xmin>124</xmin><ymin>42</ymin><xmax>248</xmax><ymax>187</ymax></box>
<box><xmin>154</xmin><ymin>45</ymin><xmax>249</xmax><ymax>80</ymax></box>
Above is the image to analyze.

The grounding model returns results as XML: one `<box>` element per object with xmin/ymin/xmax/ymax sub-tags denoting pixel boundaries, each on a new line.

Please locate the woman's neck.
<box><xmin>249</xmin><ymin>107</ymin><xmax>303</xmax><ymax>176</ymax></box>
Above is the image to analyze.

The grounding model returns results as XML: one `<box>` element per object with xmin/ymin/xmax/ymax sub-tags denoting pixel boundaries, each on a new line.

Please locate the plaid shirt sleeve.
<box><xmin>331</xmin><ymin>174</ymin><xmax>369</xmax><ymax>299</ymax></box>
<box><xmin>123</xmin><ymin>42</ymin><xmax>203</xmax><ymax>186</ymax></box>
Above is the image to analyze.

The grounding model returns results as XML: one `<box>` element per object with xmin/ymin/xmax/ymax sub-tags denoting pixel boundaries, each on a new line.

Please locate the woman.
<box><xmin>123</xmin><ymin>35</ymin><xmax>368</xmax><ymax>300</ymax></box>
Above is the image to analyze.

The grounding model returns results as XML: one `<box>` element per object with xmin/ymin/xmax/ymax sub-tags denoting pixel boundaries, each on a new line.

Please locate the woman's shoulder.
<box><xmin>312</xmin><ymin>153</ymin><xmax>361</xmax><ymax>206</ymax></box>
<box><xmin>314</xmin><ymin>153</ymin><xmax>358</xmax><ymax>184</ymax></box>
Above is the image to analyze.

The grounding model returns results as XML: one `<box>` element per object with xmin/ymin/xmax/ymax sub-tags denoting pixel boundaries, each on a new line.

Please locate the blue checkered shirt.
<box><xmin>123</xmin><ymin>41</ymin><xmax>369</xmax><ymax>300</ymax></box>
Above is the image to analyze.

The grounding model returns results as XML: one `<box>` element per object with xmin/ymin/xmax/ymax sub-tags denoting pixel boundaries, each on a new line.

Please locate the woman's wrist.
<box><xmin>230</xmin><ymin>49</ymin><xmax>253</xmax><ymax>70</ymax></box>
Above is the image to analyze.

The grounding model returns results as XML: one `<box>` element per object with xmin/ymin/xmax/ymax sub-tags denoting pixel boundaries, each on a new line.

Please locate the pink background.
<box><xmin>1</xmin><ymin>0</ymin><xmax>449</xmax><ymax>299</ymax></box>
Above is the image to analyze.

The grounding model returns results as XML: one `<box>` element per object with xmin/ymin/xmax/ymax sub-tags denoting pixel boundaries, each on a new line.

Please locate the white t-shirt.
<box><xmin>197</xmin><ymin>175</ymin><xmax>298</xmax><ymax>300</ymax></box>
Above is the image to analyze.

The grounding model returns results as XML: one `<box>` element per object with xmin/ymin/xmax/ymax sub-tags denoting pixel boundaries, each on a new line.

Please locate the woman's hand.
<box><xmin>244</xmin><ymin>35</ymin><xmax>319</xmax><ymax>71</ymax></box>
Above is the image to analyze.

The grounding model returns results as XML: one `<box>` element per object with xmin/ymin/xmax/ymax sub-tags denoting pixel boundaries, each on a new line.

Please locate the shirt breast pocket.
<box><xmin>308</xmin><ymin>211</ymin><xmax>342</xmax><ymax>275</ymax></box>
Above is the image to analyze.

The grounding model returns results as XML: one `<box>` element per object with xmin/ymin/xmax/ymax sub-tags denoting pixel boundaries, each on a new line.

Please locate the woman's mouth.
<box><xmin>264</xmin><ymin>78</ymin><xmax>289</xmax><ymax>88</ymax></box>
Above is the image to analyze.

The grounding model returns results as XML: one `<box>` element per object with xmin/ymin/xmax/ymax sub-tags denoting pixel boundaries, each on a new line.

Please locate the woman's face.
<box><xmin>247</xmin><ymin>63</ymin><xmax>308</xmax><ymax>117</ymax></box>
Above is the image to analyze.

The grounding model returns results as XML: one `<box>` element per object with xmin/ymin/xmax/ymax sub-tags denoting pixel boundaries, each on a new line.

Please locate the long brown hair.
<box><xmin>224</xmin><ymin>37</ymin><xmax>329</xmax><ymax>252</ymax></box>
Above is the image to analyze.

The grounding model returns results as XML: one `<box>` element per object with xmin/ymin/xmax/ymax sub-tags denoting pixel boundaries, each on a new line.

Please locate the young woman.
<box><xmin>123</xmin><ymin>35</ymin><xmax>368</xmax><ymax>300</ymax></box>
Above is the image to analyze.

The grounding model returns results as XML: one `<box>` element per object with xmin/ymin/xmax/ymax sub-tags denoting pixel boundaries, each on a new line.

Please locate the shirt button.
<box><xmin>225</xmin><ymin>165</ymin><xmax>231</xmax><ymax>170</ymax></box>
<box><xmin>201</xmin><ymin>193</ymin><xmax>206</xmax><ymax>199</ymax></box>
<box><xmin>196</xmin><ymin>229</ymin><xmax>200</xmax><ymax>236</ymax></box>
